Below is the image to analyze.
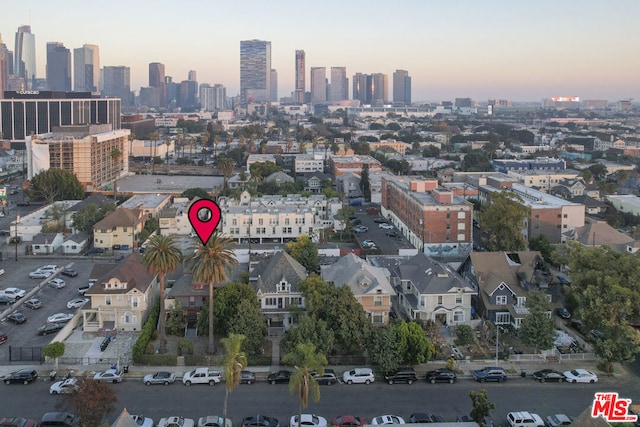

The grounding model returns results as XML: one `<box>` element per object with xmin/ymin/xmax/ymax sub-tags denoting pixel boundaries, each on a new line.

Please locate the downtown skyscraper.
<box><xmin>353</xmin><ymin>72</ymin><xmax>388</xmax><ymax>105</ymax></box>
<box><xmin>240</xmin><ymin>39</ymin><xmax>271</xmax><ymax>107</ymax></box>
<box><xmin>329</xmin><ymin>67</ymin><xmax>348</xmax><ymax>102</ymax></box>
<box><xmin>310</xmin><ymin>67</ymin><xmax>327</xmax><ymax>104</ymax></box>
<box><xmin>14</xmin><ymin>25</ymin><xmax>36</xmax><ymax>89</ymax></box>
<box><xmin>102</xmin><ymin>66</ymin><xmax>131</xmax><ymax>106</ymax></box>
<box><xmin>0</xmin><ymin>34</ymin><xmax>10</xmax><ymax>98</ymax></box>
<box><xmin>148</xmin><ymin>62</ymin><xmax>166</xmax><ymax>108</ymax></box>
<box><xmin>46</xmin><ymin>42</ymin><xmax>71</xmax><ymax>91</ymax></box>
<box><xmin>393</xmin><ymin>69</ymin><xmax>411</xmax><ymax>105</ymax></box>
<box><xmin>294</xmin><ymin>50</ymin><xmax>305</xmax><ymax>104</ymax></box>
<box><xmin>74</xmin><ymin>44</ymin><xmax>100</xmax><ymax>92</ymax></box>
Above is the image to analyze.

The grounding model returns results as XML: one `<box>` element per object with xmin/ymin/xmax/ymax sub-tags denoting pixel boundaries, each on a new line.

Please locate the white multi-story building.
<box><xmin>217</xmin><ymin>191</ymin><xmax>342</xmax><ymax>243</ymax></box>
<box><xmin>294</xmin><ymin>154</ymin><xmax>324</xmax><ymax>173</ymax></box>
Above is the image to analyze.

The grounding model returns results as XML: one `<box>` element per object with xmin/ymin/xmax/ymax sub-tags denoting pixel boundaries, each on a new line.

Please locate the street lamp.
<box><xmin>14</xmin><ymin>214</ymin><xmax>19</xmax><ymax>261</ymax></box>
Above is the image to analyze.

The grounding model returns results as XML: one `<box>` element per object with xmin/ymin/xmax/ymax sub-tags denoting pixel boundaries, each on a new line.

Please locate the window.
<box><xmin>458</xmin><ymin>211</ymin><xmax>465</xmax><ymax>219</ymax></box>
<box><xmin>456</xmin><ymin>294</ymin><xmax>463</xmax><ymax>304</ymax></box>
<box><xmin>265</xmin><ymin>297</ymin><xmax>276</xmax><ymax>306</ymax></box>
<box><xmin>496</xmin><ymin>295</ymin><xmax>507</xmax><ymax>305</ymax></box>
<box><xmin>372</xmin><ymin>313</ymin><xmax>384</xmax><ymax>324</ymax></box>
<box><xmin>374</xmin><ymin>296</ymin><xmax>382</xmax><ymax>306</ymax></box>
<box><xmin>453</xmin><ymin>310</ymin><xmax>464</xmax><ymax>323</ymax></box>
<box><xmin>105</xmin><ymin>296</ymin><xmax>112</xmax><ymax>306</ymax></box>
<box><xmin>437</xmin><ymin>295</ymin><xmax>443</xmax><ymax>305</ymax></box>
<box><xmin>495</xmin><ymin>312</ymin><xmax>510</xmax><ymax>324</ymax></box>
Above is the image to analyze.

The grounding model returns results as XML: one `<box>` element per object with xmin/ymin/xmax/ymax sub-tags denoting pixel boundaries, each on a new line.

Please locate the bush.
<box><xmin>454</xmin><ymin>324</ymin><xmax>476</xmax><ymax>346</ymax></box>
<box><xmin>132</xmin><ymin>303</ymin><xmax>160</xmax><ymax>362</ymax></box>
<box><xmin>247</xmin><ymin>355</ymin><xmax>272</xmax><ymax>366</ymax></box>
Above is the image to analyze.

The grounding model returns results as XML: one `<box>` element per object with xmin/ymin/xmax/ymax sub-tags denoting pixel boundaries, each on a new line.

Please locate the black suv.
<box><xmin>4</xmin><ymin>369</ymin><xmax>38</xmax><ymax>385</ymax></box>
<box><xmin>313</xmin><ymin>368</ymin><xmax>338</xmax><ymax>385</ymax></box>
<box><xmin>425</xmin><ymin>368</ymin><xmax>457</xmax><ymax>384</ymax></box>
<box><xmin>267</xmin><ymin>370</ymin><xmax>291</xmax><ymax>384</ymax></box>
<box><xmin>384</xmin><ymin>367</ymin><xmax>418</xmax><ymax>385</ymax></box>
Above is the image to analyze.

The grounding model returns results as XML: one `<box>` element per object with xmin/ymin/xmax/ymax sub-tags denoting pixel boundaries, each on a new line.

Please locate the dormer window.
<box><xmin>278</xmin><ymin>280</ymin><xmax>290</xmax><ymax>292</ymax></box>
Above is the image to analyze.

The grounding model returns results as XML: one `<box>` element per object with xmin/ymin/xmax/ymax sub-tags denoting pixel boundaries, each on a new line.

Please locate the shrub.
<box><xmin>454</xmin><ymin>324</ymin><xmax>476</xmax><ymax>346</ymax></box>
<box><xmin>132</xmin><ymin>303</ymin><xmax>160</xmax><ymax>362</ymax></box>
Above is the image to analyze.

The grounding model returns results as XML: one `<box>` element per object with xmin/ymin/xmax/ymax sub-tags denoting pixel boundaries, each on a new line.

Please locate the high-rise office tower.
<box><xmin>178</xmin><ymin>80</ymin><xmax>198</xmax><ymax>109</ymax></box>
<box><xmin>14</xmin><ymin>25</ymin><xmax>36</xmax><ymax>89</ymax></box>
<box><xmin>0</xmin><ymin>34</ymin><xmax>10</xmax><ymax>98</ymax></box>
<box><xmin>393</xmin><ymin>70</ymin><xmax>411</xmax><ymax>105</ymax></box>
<box><xmin>46</xmin><ymin>42</ymin><xmax>71</xmax><ymax>91</ymax></box>
<box><xmin>310</xmin><ymin>67</ymin><xmax>327</xmax><ymax>104</ymax></box>
<box><xmin>372</xmin><ymin>73</ymin><xmax>388</xmax><ymax>104</ymax></box>
<box><xmin>329</xmin><ymin>67</ymin><xmax>348</xmax><ymax>102</ymax></box>
<box><xmin>200</xmin><ymin>84</ymin><xmax>226</xmax><ymax>111</ymax></box>
<box><xmin>240</xmin><ymin>39</ymin><xmax>271</xmax><ymax>107</ymax></box>
<box><xmin>353</xmin><ymin>73</ymin><xmax>388</xmax><ymax>105</ymax></box>
<box><xmin>270</xmin><ymin>69</ymin><xmax>278</xmax><ymax>102</ymax></box>
<box><xmin>102</xmin><ymin>66</ymin><xmax>131</xmax><ymax>106</ymax></box>
<box><xmin>352</xmin><ymin>73</ymin><xmax>371</xmax><ymax>104</ymax></box>
<box><xmin>294</xmin><ymin>50</ymin><xmax>305</xmax><ymax>104</ymax></box>
<box><xmin>74</xmin><ymin>44</ymin><xmax>100</xmax><ymax>92</ymax></box>
<box><xmin>149</xmin><ymin>62</ymin><xmax>166</xmax><ymax>108</ymax></box>
<box><xmin>188</xmin><ymin>70</ymin><xmax>197</xmax><ymax>81</ymax></box>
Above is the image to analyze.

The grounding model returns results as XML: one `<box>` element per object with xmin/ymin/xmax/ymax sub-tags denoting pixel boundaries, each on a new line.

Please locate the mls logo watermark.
<box><xmin>591</xmin><ymin>392</ymin><xmax>638</xmax><ymax>422</ymax></box>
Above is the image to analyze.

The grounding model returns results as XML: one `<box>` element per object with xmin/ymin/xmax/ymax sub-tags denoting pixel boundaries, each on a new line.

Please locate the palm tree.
<box><xmin>281</xmin><ymin>342</ymin><xmax>328</xmax><ymax>424</ymax></box>
<box><xmin>221</xmin><ymin>333</ymin><xmax>247</xmax><ymax>420</ymax></box>
<box><xmin>218</xmin><ymin>157</ymin><xmax>234</xmax><ymax>192</ymax></box>
<box><xmin>141</xmin><ymin>235</ymin><xmax>182</xmax><ymax>354</ymax></box>
<box><xmin>184</xmin><ymin>231</ymin><xmax>238</xmax><ymax>354</ymax></box>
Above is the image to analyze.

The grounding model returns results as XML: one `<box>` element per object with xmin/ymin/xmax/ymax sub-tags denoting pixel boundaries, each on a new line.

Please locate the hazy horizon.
<box><xmin>3</xmin><ymin>0</ymin><xmax>639</xmax><ymax>103</ymax></box>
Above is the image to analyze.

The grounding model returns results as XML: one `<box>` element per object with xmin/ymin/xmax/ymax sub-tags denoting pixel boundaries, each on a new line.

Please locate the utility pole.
<box><xmin>14</xmin><ymin>215</ymin><xmax>19</xmax><ymax>261</ymax></box>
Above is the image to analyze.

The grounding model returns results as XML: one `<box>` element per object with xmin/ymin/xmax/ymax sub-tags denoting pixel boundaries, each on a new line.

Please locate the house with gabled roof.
<box><xmin>249</xmin><ymin>250</ymin><xmax>308</xmax><ymax>331</ymax></box>
<box><xmin>62</xmin><ymin>231</ymin><xmax>90</xmax><ymax>254</ymax></box>
<box><xmin>320</xmin><ymin>252</ymin><xmax>396</xmax><ymax>325</ymax></box>
<box><xmin>457</xmin><ymin>251</ymin><xmax>558</xmax><ymax>329</ymax></box>
<box><xmin>264</xmin><ymin>171</ymin><xmax>295</xmax><ymax>186</ymax></box>
<box><xmin>93</xmin><ymin>208</ymin><xmax>144</xmax><ymax>251</ymax></box>
<box><xmin>30</xmin><ymin>232</ymin><xmax>64</xmax><ymax>254</ymax></box>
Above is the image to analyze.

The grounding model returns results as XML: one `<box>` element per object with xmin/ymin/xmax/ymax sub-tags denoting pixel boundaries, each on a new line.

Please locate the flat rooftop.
<box><xmin>116</xmin><ymin>174</ymin><xmax>224</xmax><ymax>195</ymax></box>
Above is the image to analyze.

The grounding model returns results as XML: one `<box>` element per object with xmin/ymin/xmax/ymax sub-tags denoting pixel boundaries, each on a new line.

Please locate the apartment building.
<box><xmin>329</xmin><ymin>154</ymin><xmax>382</xmax><ymax>177</ymax></box>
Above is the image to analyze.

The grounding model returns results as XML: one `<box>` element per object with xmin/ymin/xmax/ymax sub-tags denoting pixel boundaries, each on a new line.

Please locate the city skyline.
<box><xmin>2</xmin><ymin>0</ymin><xmax>640</xmax><ymax>102</ymax></box>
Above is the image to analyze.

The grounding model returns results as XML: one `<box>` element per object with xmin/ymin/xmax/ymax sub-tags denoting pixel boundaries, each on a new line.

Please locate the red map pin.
<box><xmin>188</xmin><ymin>199</ymin><xmax>222</xmax><ymax>246</ymax></box>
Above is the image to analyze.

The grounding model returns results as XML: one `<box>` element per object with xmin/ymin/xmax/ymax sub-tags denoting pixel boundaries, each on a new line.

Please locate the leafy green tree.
<box><xmin>285</xmin><ymin>235</ymin><xmax>319</xmax><ymax>273</ymax></box>
<box><xmin>398</xmin><ymin>321</ymin><xmax>435</xmax><ymax>365</ymax></box>
<box><xmin>213</xmin><ymin>283</ymin><xmax>259</xmax><ymax>336</ymax></box>
<box><xmin>28</xmin><ymin>168</ymin><xmax>84</xmax><ymax>202</ymax></box>
<box><xmin>141</xmin><ymin>235</ymin><xmax>182</xmax><ymax>353</ymax></box>
<box><xmin>43</xmin><ymin>342</ymin><xmax>65</xmax><ymax>370</ymax></box>
<box><xmin>519</xmin><ymin>289</ymin><xmax>555</xmax><ymax>353</ymax></box>
<box><xmin>59</xmin><ymin>375</ymin><xmax>117</xmax><ymax>426</ymax></box>
<box><xmin>528</xmin><ymin>235</ymin><xmax>560</xmax><ymax>267</ymax></box>
<box><xmin>229</xmin><ymin>299</ymin><xmax>267</xmax><ymax>354</ymax></box>
<box><xmin>588</xmin><ymin>163</ymin><xmax>608</xmax><ymax>181</ymax></box>
<box><xmin>422</xmin><ymin>145</ymin><xmax>441</xmax><ymax>158</ymax></box>
<box><xmin>221</xmin><ymin>334</ymin><xmax>248</xmax><ymax>421</ymax></box>
<box><xmin>477</xmin><ymin>191</ymin><xmax>529</xmax><ymax>251</ymax></box>
<box><xmin>181</xmin><ymin>188</ymin><xmax>210</xmax><ymax>200</ymax></box>
<box><xmin>143</xmin><ymin>217</ymin><xmax>158</xmax><ymax>234</ymax></box>
<box><xmin>367</xmin><ymin>323</ymin><xmax>404</xmax><ymax>375</ymax></box>
<box><xmin>185</xmin><ymin>231</ymin><xmax>238</xmax><ymax>353</ymax></box>
<box><xmin>360</xmin><ymin>164</ymin><xmax>371</xmax><ymax>202</ymax></box>
<box><xmin>282</xmin><ymin>343</ymin><xmax>327</xmax><ymax>425</ymax></box>
<box><xmin>71</xmin><ymin>202</ymin><xmax>116</xmax><ymax>233</ymax></box>
<box><xmin>469</xmin><ymin>389</ymin><xmax>495</xmax><ymax>427</ymax></box>
<box><xmin>454</xmin><ymin>324</ymin><xmax>476</xmax><ymax>346</ymax></box>
<box><xmin>249</xmin><ymin>161</ymin><xmax>282</xmax><ymax>181</ymax></box>
<box><xmin>282</xmin><ymin>315</ymin><xmax>335</xmax><ymax>356</ymax></box>
<box><xmin>461</xmin><ymin>150</ymin><xmax>491</xmax><ymax>172</ymax></box>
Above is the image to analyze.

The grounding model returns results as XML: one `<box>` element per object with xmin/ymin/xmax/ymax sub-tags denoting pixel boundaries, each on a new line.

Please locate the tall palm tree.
<box><xmin>185</xmin><ymin>231</ymin><xmax>238</xmax><ymax>354</ymax></box>
<box><xmin>141</xmin><ymin>235</ymin><xmax>182</xmax><ymax>354</ymax></box>
<box><xmin>218</xmin><ymin>157</ymin><xmax>234</xmax><ymax>192</ymax></box>
<box><xmin>282</xmin><ymin>342</ymin><xmax>328</xmax><ymax>424</ymax></box>
<box><xmin>221</xmin><ymin>333</ymin><xmax>247</xmax><ymax>421</ymax></box>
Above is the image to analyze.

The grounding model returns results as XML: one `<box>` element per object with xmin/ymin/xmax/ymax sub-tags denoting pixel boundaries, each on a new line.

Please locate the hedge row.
<box><xmin>132</xmin><ymin>303</ymin><xmax>160</xmax><ymax>362</ymax></box>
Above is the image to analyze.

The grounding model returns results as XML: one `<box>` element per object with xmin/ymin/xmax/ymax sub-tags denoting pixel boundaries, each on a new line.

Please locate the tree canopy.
<box><xmin>477</xmin><ymin>191</ymin><xmax>529</xmax><ymax>251</ymax></box>
<box><xmin>71</xmin><ymin>202</ymin><xmax>116</xmax><ymax>233</ymax></box>
<box><xmin>181</xmin><ymin>188</ymin><xmax>210</xmax><ymax>200</ymax></box>
<box><xmin>367</xmin><ymin>320</ymin><xmax>434</xmax><ymax>373</ymax></box>
<box><xmin>518</xmin><ymin>289</ymin><xmax>555</xmax><ymax>352</ymax></box>
<box><xmin>58</xmin><ymin>375</ymin><xmax>118</xmax><ymax>426</ymax></box>
<box><xmin>28</xmin><ymin>168</ymin><xmax>84</xmax><ymax>202</ymax></box>
<box><xmin>285</xmin><ymin>235</ymin><xmax>319</xmax><ymax>273</ymax></box>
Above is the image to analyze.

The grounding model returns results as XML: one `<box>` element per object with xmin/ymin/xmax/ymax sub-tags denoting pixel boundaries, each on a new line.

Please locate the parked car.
<box><xmin>241</xmin><ymin>415</ymin><xmax>279</xmax><ymax>427</ymax></box>
<box><xmin>312</xmin><ymin>368</ymin><xmax>338</xmax><ymax>385</ymax></box>
<box><xmin>289</xmin><ymin>414</ymin><xmax>327</xmax><ymax>427</ymax></box>
<box><xmin>144</xmin><ymin>371</ymin><xmax>176</xmax><ymax>386</ymax></box>
<box><xmin>49</xmin><ymin>378</ymin><xmax>79</xmax><ymax>394</ymax></box>
<box><xmin>554</xmin><ymin>308</ymin><xmax>571</xmax><ymax>319</ymax></box>
<box><xmin>131</xmin><ymin>415</ymin><xmax>154</xmax><ymax>427</ymax></box>
<box><xmin>23</xmin><ymin>298</ymin><xmax>42</xmax><ymax>309</ymax></box>
<box><xmin>48</xmin><ymin>278</ymin><xmax>66</xmax><ymax>289</ymax></box>
<box><xmin>240</xmin><ymin>370</ymin><xmax>256</xmax><ymax>384</ymax></box>
<box><xmin>267</xmin><ymin>370</ymin><xmax>291</xmax><ymax>384</ymax></box>
<box><xmin>456</xmin><ymin>415</ymin><xmax>493</xmax><ymax>426</ymax></box>
<box><xmin>78</xmin><ymin>282</ymin><xmax>95</xmax><ymax>295</ymax></box>
<box><xmin>158</xmin><ymin>417</ymin><xmax>194</xmax><ymax>427</ymax></box>
<box><xmin>38</xmin><ymin>323</ymin><xmax>65</xmax><ymax>335</ymax></box>
<box><xmin>472</xmin><ymin>367</ymin><xmax>507</xmax><ymax>383</ymax></box>
<box><xmin>29</xmin><ymin>270</ymin><xmax>52</xmax><ymax>279</ymax></box>
<box><xmin>408</xmin><ymin>413</ymin><xmax>443</xmax><ymax>423</ymax></box>
<box><xmin>532</xmin><ymin>369</ymin><xmax>566</xmax><ymax>383</ymax></box>
<box><xmin>2</xmin><ymin>288</ymin><xmax>26</xmax><ymax>299</ymax></box>
<box><xmin>361</xmin><ymin>240</ymin><xmax>376</xmax><ymax>248</ymax></box>
<box><xmin>563</xmin><ymin>368</ymin><xmax>598</xmax><ymax>383</ymax></box>
<box><xmin>354</xmin><ymin>225</ymin><xmax>368</xmax><ymax>233</ymax></box>
<box><xmin>378</xmin><ymin>223</ymin><xmax>394</xmax><ymax>229</ymax></box>
<box><xmin>0</xmin><ymin>295</ymin><xmax>15</xmax><ymax>305</ymax></box>
<box><xmin>373</xmin><ymin>217</ymin><xmax>387</xmax><ymax>223</ymax></box>
<box><xmin>0</xmin><ymin>417</ymin><xmax>37</xmax><ymax>427</ymax></box>
<box><xmin>85</xmin><ymin>247</ymin><xmax>105</xmax><ymax>255</ymax></box>
<box><xmin>3</xmin><ymin>369</ymin><xmax>38</xmax><ymax>384</ymax></box>
<box><xmin>197</xmin><ymin>416</ymin><xmax>232</xmax><ymax>427</ymax></box>
<box><xmin>384</xmin><ymin>367</ymin><xmax>418</xmax><ymax>385</ymax></box>
<box><xmin>333</xmin><ymin>416</ymin><xmax>366</xmax><ymax>427</ymax></box>
<box><xmin>545</xmin><ymin>414</ymin><xmax>574</xmax><ymax>426</ymax></box>
<box><xmin>182</xmin><ymin>368</ymin><xmax>221</xmax><ymax>386</ymax></box>
<box><xmin>386</xmin><ymin>230</ymin><xmax>399</xmax><ymax>238</ymax></box>
<box><xmin>343</xmin><ymin>368</ymin><xmax>375</xmax><ymax>385</ymax></box>
<box><xmin>6</xmin><ymin>312</ymin><xmax>26</xmax><ymax>324</ymax></box>
<box><xmin>425</xmin><ymin>368</ymin><xmax>457</xmax><ymax>384</ymax></box>
<box><xmin>39</xmin><ymin>265</ymin><xmax>58</xmax><ymax>272</ymax></box>
<box><xmin>0</xmin><ymin>331</ymin><xmax>6</xmax><ymax>344</ymax></box>
<box><xmin>40</xmin><ymin>412</ymin><xmax>79</xmax><ymax>427</ymax></box>
<box><xmin>93</xmin><ymin>369</ymin><xmax>123</xmax><ymax>383</ymax></box>
<box><xmin>47</xmin><ymin>313</ymin><xmax>75</xmax><ymax>323</ymax></box>
<box><xmin>66</xmin><ymin>298</ymin><xmax>89</xmax><ymax>310</ymax></box>
<box><xmin>61</xmin><ymin>268</ymin><xmax>78</xmax><ymax>277</ymax></box>
<box><xmin>370</xmin><ymin>415</ymin><xmax>405</xmax><ymax>425</ymax></box>
<box><xmin>506</xmin><ymin>411</ymin><xmax>544</xmax><ymax>427</ymax></box>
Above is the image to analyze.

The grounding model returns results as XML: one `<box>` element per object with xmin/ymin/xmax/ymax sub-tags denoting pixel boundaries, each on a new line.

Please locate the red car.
<box><xmin>0</xmin><ymin>417</ymin><xmax>37</xmax><ymax>427</ymax></box>
<box><xmin>0</xmin><ymin>331</ymin><xmax>7</xmax><ymax>344</ymax></box>
<box><xmin>333</xmin><ymin>416</ymin><xmax>367</xmax><ymax>427</ymax></box>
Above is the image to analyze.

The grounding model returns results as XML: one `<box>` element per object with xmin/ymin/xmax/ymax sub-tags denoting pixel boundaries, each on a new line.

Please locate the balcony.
<box><xmin>513</xmin><ymin>304</ymin><xmax>530</xmax><ymax>315</ymax></box>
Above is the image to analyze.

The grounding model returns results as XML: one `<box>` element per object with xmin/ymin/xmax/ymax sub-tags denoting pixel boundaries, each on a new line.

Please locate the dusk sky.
<box><xmin>3</xmin><ymin>0</ymin><xmax>639</xmax><ymax>102</ymax></box>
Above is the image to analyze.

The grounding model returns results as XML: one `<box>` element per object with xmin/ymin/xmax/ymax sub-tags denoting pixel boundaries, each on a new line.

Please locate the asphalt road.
<box><xmin>1</xmin><ymin>374</ymin><xmax>637</xmax><ymax>425</ymax></box>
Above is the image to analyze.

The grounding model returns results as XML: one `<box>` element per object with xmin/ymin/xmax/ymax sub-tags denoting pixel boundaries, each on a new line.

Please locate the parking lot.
<box><xmin>351</xmin><ymin>206</ymin><xmax>411</xmax><ymax>255</ymax></box>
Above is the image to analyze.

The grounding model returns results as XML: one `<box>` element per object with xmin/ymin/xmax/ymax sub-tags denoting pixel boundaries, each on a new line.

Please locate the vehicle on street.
<box><xmin>506</xmin><ymin>411</ymin><xmax>544</xmax><ymax>427</ymax></box>
<box><xmin>143</xmin><ymin>371</ymin><xmax>176</xmax><ymax>386</ymax></box>
<box><xmin>386</xmin><ymin>230</ymin><xmax>399</xmax><ymax>238</ymax></box>
<box><xmin>290</xmin><ymin>414</ymin><xmax>327</xmax><ymax>427</ymax></box>
<box><xmin>2</xmin><ymin>288</ymin><xmax>26</xmax><ymax>299</ymax></box>
<box><xmin>131</xmin><ymin>415</ymin><xmax>154</xmax><ymax>427</ymax></box>
<box><xmin>312</xmin><ymin>368</ymin><xmax>338</xmax><ymax>385</ymax></box>
<box><xmin>361</xmin><ymin>240</ymin><xmax>376</xmax><ymax>248</ymax></box>
<box><xmin>49</xmin><ymin>378</ymin><xmax>78</xmax><ymax>394</ymax></box>
<box><xmin>47</xmin><ymin>313</ymin><xmax>75</xmax><ymax>323</ymax></box>
<box><xmin>0</xmin><ymin>331</ymin><xmax>6</xmax><ymax>344</ymax></box>
<box><xmin>93</xmin><ymin>369</ymin><xmax>123</xmax><ymax>383</ymax></box>
<box><xmin>6</xmin><ymin>312</ymin><xmax>27</xmax><ymax>324</ymax></box>
<box><xmin>378</xmin><ymin>223</ymin><xmax>394</xmax><ymax>229</ymax></box>
<box><xmin>554</xmin><ymin>308</ymin><xmax>571</xmax><ymax>319</ymax></box>
<box><xmin>66</xmin><ymin>298</ymin><xmax>89</xmax><ymax>309</ymax></box>
<box><xmin>563</xmin><ymin>368</ymin><xmax>598</xmax><ymax>383</ymax></box>
<box><xmin>240</xmin><ymin>370</ymin><xmax>256</xmax><ymax>384</ymax></box>
<box><xmin>16</xmin><ymin>201</ymin><xmax>30</xmax><ymax>207</ymax></box>
<box><xmin>354</xmin><ymin>225</ymin><xmax>368</xmax><ymax>233</ymax></box>
<box><xmin>374</xmin><ymin>217</ymin><xmax>387</xmax><ymax>223</ymax></box>
<box><xmin>182</xmin><ymin>368</ymin><xmax>221</xmax><ymax>386</ymax></box>
<box><xmin>0</xmin><ymin>269</ymin><xmax>4</xmax><ymax>275</ymax></box>
<box><xmin>39</xmin><ymin>265</ymin><xmax>58</xmax><ymax>272</ymax></box>
<box><xmin>197</xmin><ymin>416</ymin><xmax>233</xmax><ymax>427</ymax></box>
<box><xmin>532</xmin><ymin>369</ymin><xmax>566</xmax><ymax>383</ymax></box>
<box><xmin>158</xmin><ymin>416</ymin><xmax>194</xmax><ymax>427</ymax></box>
<box><xmin>472</xmin><ymin>366</ymin><xmax>507</xmax><ymax>383</ymax></box>
<box><xmin>0</xmin><ymin>294</ymin><xmax>15</xmax><ymax>305</ymax></box>
<box><xmin>85</xmin><ymin>247</ymin><xmax>105</xmax><ymax>255</ymax></box>
<box><xmin>333</xmin><ymin>416</ymin><xmax>366</xmax><ymax>427</ymax></box>
<box><xmin>456</xmin><ymin>415</ymin><xmax>494</xmax><ymax>426</ymax></box>
<box><xmin>3</xmin><ymin>369</ymin><xmax>38</xmax><ymax>384</ymax></box>
<box><xmin>267</xmin><ymin>370</ymin><xmax>291</xmax><ymax>384</ymax></box>
<box><xmin>23</xmin><ymin>298</ymin><xmax>42</xmax><ymax>309</ymax></box>
<box><xmin>48</xmin><ymin>278</ymin><xmax>66</xmax><ymax>289</ymax></box>
<box><xmin>545</xmin><ymin>414</ymin><xmax>573</xmax><ymax>426</ymax></box>
<box><xmin>61</xmin><ymin>268</ymin><xmax>78</xmax><ymax>277</ymax></box>
<box><xmin>370</xmin><ymin>415</ymin><xmax>405</xmax><ymax>425</ymax></box>
<box><xmin>408</xmin><ymin>413</ymin><xmax>443</xmax><ymax>423</ymax></box>
<box><xmin>29</xmin><ymin>270</ymin><xmax>52</xmax><ymax>279</ymax></box>
<box><xmin>40</xmin><ymin>412</ymin><xmax>80</xmax><ymax>427</ymax></box>
<box><xmin>241</xmin><ymin>415</ymin><xmax>279</xmax><ymax>427</ymax></box>
<box><xmin>343</xmin><ymin>368</ymin><xmax>375</xmax><ymax>385</ymax></box>
<box><xmin>425</xmin><ymin>368</ymin><xmax>457</xmax><ymax>384</ymax></box>
<box><xmin>0</xmin><ymin>417</ymin><xmax>37</xmax><ymax>427</ymax></box>
<box><xmin>38</xmin><ymin>323</ymin><xmax>65</xmax><ymax>335</ymax></box>
<box><xmin>384</xmin><ymin>367</ymin><xmax>418</xmax><ymax>385</ymax></box>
